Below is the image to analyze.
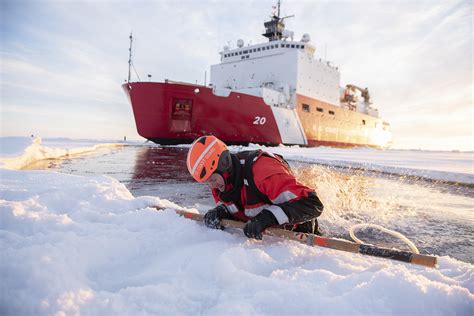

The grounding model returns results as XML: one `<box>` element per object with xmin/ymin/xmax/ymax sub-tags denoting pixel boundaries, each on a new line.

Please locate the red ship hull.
<box><xmin>123</xmin><ymin>81</ymin><xmax>391</xmax><ymax>148</ymax></box>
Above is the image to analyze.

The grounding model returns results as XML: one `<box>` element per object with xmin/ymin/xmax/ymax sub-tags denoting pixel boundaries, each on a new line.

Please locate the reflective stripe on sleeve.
<box><xmin>244</xmin><ymin>205</ymin><xmax>269</xmax><ymax>218</ymax></box>
<box><xmin>271</xmin><ymin>191</ymin><xmax>297</xmax><ymax>204</ymax></box>
<box><xmin>265</xmin><ymin>205</ymin><xmax>289</xmax><ymax>225</ymax></box>
<box><xmin>225</xmin><ymin>203</ymin><xmax>239</xmax><ymax>214</ymax></box>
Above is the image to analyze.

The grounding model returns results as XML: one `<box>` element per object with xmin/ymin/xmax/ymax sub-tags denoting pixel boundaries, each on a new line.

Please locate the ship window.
<box><xmin>270</xmin><ymin>45</ymin><xmax>274</xmax><ymax>49</ymax></box>
<box><xmin>241</xmin><ymin>56</ymin><xmax>245</xmax><ymax>59</ymax></box>
<box><xmin>239</xmin><ymin>51</ymin><xmax>242</xmax><ymax>55</ymax></box>
<box><xmin>243</xmin><ymin>50</ymin><xmax>248</xmax><ymax>54</ymax></box>
<box><xmin>316</xmin><ymin>107</ymin><xmax>323</xmax><ymax>112</ymax></box>
<box><xmin>301</xmin><ymin>45</ymin><xmax>305</xmax><ymax>49</ymax></box>
<box><xmin>262</xmin><ymin>47</ymin><xmax>266</xmax><ymax>51</ymax></box>
<box><xmin>329</xmin><ymin>110</ymin><xmax>335</xmax><ymax>115</ymax></box>
<box><xmin>275</xmin><ymin>44</ymin><xmax>279</xmax><ymax>48</ymax></box>
<box><xmin>362</xmin><ymin>120</ymin><xmax>366</xmax><ymax>125</ymax></box>
<box><xmin>302</xmin><ymin>104</ymin><xmax>310</xmax><ymax>112</ymax></box>
<box><xmin>258</xmin><ymin>47</ymin><xmax>261</xmax><ymax>51</ymax></box>
<box><xmin>291</xmin><ymin>44</ymin><xmax>295</xmax><ymax>48</ymax></box>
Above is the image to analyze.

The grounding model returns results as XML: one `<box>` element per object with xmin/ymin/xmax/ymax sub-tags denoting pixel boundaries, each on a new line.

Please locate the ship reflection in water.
<box><xmin>132</xmin><ymin>147</ymin><xmax>190</xmax><ymax>183</ymax></box>
<box><xmin>129</xmin><ymin>146</ymin><xmax>214</xmax><ymax>205</ymax></box>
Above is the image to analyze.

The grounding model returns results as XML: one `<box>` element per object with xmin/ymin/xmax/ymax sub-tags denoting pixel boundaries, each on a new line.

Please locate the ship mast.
<box><xmin>262</xmin><ymin>1</ymin><xmax>294</xmax><ymax>41</ymax></box>
<box><xmin>128</xmin><ymin>33</ymin><xmax>133</xmax><ymax>83</ymax></box>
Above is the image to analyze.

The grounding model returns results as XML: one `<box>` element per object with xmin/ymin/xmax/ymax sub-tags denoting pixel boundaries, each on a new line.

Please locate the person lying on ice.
<box><xmin>186</xmin><ymin>135</ymin><xmax>324</xmax><ymax>239</ymax></box>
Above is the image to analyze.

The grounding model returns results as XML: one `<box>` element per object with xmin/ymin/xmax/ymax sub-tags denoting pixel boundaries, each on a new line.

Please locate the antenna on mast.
<box><xmin>128</xmin><ymin>33</ymin><xmax>133</xmax><ymax>83</ymax></box>
<box><xmin>263</xmin><ymin>1</ymin><xmax>294</xmax><ymax>42</ymax></box>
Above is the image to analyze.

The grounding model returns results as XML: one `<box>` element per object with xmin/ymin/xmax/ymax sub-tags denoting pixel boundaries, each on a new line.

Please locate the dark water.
<box><xmin>45</xmin><ymin>145</ymin><xmax>473</xmax><ymax>263</ymax></box>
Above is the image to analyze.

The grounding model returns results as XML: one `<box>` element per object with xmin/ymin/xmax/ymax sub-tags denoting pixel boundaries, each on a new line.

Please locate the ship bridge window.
<box><xmin>329</xmin><ymin>110</ymin><xmax>335</xmax><ymax>115</ymax></box>
<box><xmin>291</xmin><ymin>44</ymin><xmax>295</xmax><ymax>48</ymax></box>
<box><xmin>302</xmin><ymin>103</ymin><xmax>310</xmax><ymax>112</ymax></box>
<box><xmin>316</xmin><ymin>107</ymin><xmax>323</xmax><ymax>112</ymax></box>
<box><xmin>243</xmin><ymin>50</ymin><xmax>248</xmax><ymax>54</ymax></box>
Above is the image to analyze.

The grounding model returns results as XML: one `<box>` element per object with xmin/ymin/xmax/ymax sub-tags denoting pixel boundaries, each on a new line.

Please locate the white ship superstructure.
<box><xmin>212</xmin><ymin>38</ymin><xmax>340</xmax><ymax>108</ymax></box>
<box><xmin>123</xmin><ymin>1</ymin><xmax>391</xmax><ymax>148</ymax></box>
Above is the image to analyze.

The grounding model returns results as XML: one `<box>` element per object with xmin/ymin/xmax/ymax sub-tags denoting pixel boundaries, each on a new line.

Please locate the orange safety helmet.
<box><xmin>186</xmin><ymin>135</ymin><xmax>229</xmax><ymax>182</ymax></box>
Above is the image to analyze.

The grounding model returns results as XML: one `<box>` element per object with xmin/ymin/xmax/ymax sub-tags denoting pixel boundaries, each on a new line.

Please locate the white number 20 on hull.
<box><xmin>253</xmin><ymin>116</ymin><xmax>266</xmax><ymax>125</ymax></box>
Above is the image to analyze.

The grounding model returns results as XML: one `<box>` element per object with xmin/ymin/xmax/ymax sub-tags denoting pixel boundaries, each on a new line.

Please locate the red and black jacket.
<box><xmin>211</xmin><ymin>150</ymin><xmax>323</xmax><ymax>225</ymax></box>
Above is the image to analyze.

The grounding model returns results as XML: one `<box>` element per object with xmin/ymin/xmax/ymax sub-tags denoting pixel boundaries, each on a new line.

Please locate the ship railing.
<box><xmin>164</xmin><ymin>79</ymin><xmax>208</xmax><ymax>88</ymax></box>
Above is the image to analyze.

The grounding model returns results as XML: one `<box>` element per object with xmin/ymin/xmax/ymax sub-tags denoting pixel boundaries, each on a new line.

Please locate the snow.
<box><xmin>0</xmin><ymin>137</ymin><xmax>129</xmax><ymax>170</ymax></box>
<box><xmin>1</xmin><ymin>168</ymin><xmax>473</xmax><ymax>315</ymax></box>
<box><xmin>1</xmin><ymin>137</ymin><xmax>473</xmax><ymax>315</ymax></box>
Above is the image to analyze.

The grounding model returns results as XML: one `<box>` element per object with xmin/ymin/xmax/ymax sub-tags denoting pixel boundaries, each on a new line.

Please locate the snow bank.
<box><xmin>1</xmin><ymin>169</ymin><xmax>472</xmax><ymax>315</ymax></box>
<box><xmin>0</xmin><ymin>137</ymin><xmax>126</xmax><ymax>170</ymax></box>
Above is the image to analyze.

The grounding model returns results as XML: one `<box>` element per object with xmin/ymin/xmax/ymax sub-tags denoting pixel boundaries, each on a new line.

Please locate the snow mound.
<box><xmin>1</xmin><ymin>169</ymin><xmax>472</xmax><ymax>315</ymax></box>
<box><xmin>0</xmin><ymin>137</ymin><xmax>126</xmax><ymax>170</ymax></box>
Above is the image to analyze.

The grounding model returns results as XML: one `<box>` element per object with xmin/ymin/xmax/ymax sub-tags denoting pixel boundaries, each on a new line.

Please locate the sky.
<box><xmin>0</xmin><ymin>0</ymin><xmax>472</xmax><ymax>151</ymax></box>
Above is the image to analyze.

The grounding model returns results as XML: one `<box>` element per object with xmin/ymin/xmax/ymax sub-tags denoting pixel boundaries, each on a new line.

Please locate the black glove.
<box><xmin>204</xmin><ymin>205</ymin><xmax>230</xmax><ymax>230</ymax></box>
<box><xmin>243</xmin><ymin>209</ymin><xmax>278</xmax><ymax>240</ymax></box>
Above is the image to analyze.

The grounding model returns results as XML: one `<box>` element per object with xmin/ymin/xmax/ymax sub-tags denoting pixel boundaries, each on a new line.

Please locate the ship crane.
<box><xmin>343</xmin><ymin>84</ymin><xmax>371</xmax><ymax>104</ymax></box>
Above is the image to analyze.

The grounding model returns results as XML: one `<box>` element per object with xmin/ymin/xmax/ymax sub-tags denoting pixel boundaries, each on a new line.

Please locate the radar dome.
<box><xmin>237</xmin><ymin>39</ymin><xmax>244</xmax><ymax>48</ymax></box>
<box><xmin>301</xmin><ymin>33</ymin><xmax>311</xmax><ymax>43</ymax></box>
